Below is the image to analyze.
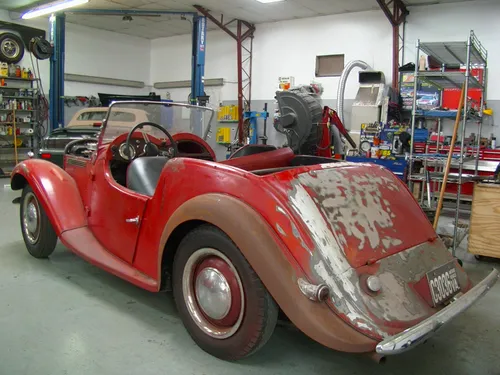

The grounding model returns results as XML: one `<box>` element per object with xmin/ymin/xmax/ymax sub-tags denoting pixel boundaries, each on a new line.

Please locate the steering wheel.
<box><xmin>125</xmin><ymin>121</ymin><xmax>178</xmax><ymax>160</ymax></box>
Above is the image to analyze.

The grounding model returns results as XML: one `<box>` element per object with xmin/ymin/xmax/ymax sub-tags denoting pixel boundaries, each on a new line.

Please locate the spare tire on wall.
<box><xmin>0</xmin><ymin>32</ymin><xmax>25</xmax><ymax>64</ymax></box>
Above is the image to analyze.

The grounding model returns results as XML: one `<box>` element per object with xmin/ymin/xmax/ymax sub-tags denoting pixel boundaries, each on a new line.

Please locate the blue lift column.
<box><xmin>190</xmin><ymin>15</ymin><xmax>207</xmax><ymax>136</ymax></box>
<box><xmin>191</xmin><ymin>15</ymin><xmax>206</xmax><ymax>105</ymax></box>
<box><xmin>49</xmin><ymin>13</ymin><xmax>65</xmax><ymax>131</ymax></box>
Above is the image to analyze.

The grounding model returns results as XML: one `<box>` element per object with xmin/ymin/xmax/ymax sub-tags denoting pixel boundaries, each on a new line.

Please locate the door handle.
<box><xmin>125</xmin><ymin>216</ymin><xmax>140</xmax><ymax>225</ymax></box>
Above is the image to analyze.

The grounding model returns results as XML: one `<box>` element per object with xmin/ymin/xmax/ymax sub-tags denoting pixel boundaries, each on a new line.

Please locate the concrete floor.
<box><xmin>0</xmin><ymin>183</ymin><xmax>499</xmax><ymax>375</ymax></box>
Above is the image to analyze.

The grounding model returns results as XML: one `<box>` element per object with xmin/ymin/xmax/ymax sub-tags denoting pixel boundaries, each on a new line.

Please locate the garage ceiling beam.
<box><xmin>194</xmin><ymin>5</ymin><xmax>255</xmax><ymax>144</ymax></box>
<box><xmin>376</xmin><ymin>0</ymin><xmax>408</xmax><ymax>26</ymax></box>
<box><xmin>194</xmin><ymin>5</ymin><xmax>237</xmax><ymax>41</ymax></box>
<box><xmin>376</xmin><ymin>0</ymin><xmax>409</xmax><ymax>90</ymax></box>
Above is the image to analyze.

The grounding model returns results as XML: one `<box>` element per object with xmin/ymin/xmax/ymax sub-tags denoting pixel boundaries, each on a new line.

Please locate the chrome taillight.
<box><xmin>297</xmin><ymin>278</ymin><xmax>330</xmax><ymax>302</ymax></box>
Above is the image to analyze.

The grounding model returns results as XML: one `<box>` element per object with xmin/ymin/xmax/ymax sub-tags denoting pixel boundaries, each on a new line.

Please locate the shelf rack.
<box><xmin>0</xmin><ymin>77</ymin><xmax>39</xmax><ymax>178</ymax></box>
<box><xmin>409</xmin><ymin>30</ymin><xmax>488</xmax><ymax>255</ymax></box>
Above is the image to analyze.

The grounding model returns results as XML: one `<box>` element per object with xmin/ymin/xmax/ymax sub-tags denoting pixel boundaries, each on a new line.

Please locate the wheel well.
<box><xmin>160</xmin><ymin>219</ymin><xmax>208</xmax><ymax>291</ymax></box>
<box><xmin>10</xmin><ymin>174</ymin><xmax>27</xmax><ymax>190</ymax></box>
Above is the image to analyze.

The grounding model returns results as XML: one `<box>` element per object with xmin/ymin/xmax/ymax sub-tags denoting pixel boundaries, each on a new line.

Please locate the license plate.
<box><xmin>426</xmin><ymin>261</ymin><xmax>461</xmax><ymax>306</ymax></box>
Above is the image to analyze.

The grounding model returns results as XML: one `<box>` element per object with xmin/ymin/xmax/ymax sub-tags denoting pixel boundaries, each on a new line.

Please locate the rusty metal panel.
<box><xmin>289</xmin><ymin>163</ymin><xmax>436</xmax><ymax>268</ymax></box>
<box><xmin>268</xmin><ymin>162</ymin><xmax>468</xmax><ymax>340</ymax></box>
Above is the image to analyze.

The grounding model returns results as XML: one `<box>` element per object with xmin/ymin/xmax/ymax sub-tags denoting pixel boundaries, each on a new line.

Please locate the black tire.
<box><xmin>0</xmin><ymin>32</ymin><xmax>25</xmax><ymax>64</ymax></box>
<box><xmin>172</xmin><ymin>225</ymin><xmax>278</xmax><ymax>360</ymax></box>
<box><xmin>20</xmin><ymin>185</ymin><xmax>57</xmax><ymax>258</ymax></box>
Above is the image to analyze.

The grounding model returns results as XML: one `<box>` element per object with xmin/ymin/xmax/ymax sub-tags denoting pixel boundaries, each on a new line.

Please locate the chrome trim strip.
<box><xmin>38</xmin><ymin>149</ymin><xmax>64</xmax><ymax>155</ymax></box>
<box><xmin>66</xmin><ymin>158</ymin><xmax>87</xmax><ymax>168</ymax></box>
<box><xmin>376</xmin><ymin>268</ymin><xmax>499</xmax><ymax>355</ymax></box>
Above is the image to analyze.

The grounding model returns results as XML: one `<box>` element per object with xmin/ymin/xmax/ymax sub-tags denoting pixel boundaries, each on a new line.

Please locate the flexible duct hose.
<box><xmin>336</xmin><ymin>60</ymin><xmax>370</xmax><ymax>125</ymax></box>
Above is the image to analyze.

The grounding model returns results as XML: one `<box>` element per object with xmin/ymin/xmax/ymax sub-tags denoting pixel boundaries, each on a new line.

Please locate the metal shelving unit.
<box><xmin>409</xmin><ymin>30</ymin><xmax>488</xmax><ymax>255</ymax></box>
<box><xmin>0</xmin><ymin>77</ymin><xmax>39</xmax><ymax>178</ymax></box>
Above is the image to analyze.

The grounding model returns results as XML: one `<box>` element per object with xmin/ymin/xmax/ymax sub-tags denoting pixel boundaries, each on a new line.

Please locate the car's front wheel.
<box><xmin>20</xmin><ymin>185</ymin><xmax>57</xmax><ymax>258</ymax></box>
<box><xmin>173</xmin><ymin>225</ymin><xmax>278</xmax><ymax>360</ymax></box>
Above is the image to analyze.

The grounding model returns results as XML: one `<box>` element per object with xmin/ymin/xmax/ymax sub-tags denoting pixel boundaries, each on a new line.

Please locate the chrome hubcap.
<box><xmin>22</xmin><ymin>192</ymin><xmax>40</xmax><ymax>244</ymax></box>
<box><xmin>1</xmin><ymin>39</ymin><xmax>19</xmax><ymax>59</ymax></box>
<box><xmin>182</xmin><ymin>248</ymin><xmax>245</xmax><ymax>339</ymax></box>
<box><xmin>195</xmin><ymin>267</ymin><xmax>232</xmax><ymax>320</ymax></box>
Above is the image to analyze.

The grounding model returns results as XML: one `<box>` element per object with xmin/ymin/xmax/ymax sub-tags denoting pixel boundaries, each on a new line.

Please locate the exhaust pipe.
<box><xmin>367</xmin><ymin>352</ymin><xmax>386</xmax><ymax>364</ymax></box>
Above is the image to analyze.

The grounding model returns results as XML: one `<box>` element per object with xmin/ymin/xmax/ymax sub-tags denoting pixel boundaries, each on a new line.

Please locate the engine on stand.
<box><xmin>274</xmin><ymin>83</ymin><xmax>355</xmax><ymax>157</ymax></box>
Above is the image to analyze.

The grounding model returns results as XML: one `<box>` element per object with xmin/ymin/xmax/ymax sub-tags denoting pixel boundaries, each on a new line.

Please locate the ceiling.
<box><xmin>3</xmin><ymin>0</ymin><xmax>480</xmax><ymax>39</ymax></box>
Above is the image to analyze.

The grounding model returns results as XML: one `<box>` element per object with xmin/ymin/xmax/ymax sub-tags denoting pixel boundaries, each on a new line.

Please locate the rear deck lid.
<box><xmin>287</xmin><ymin>162</ymin><xmax>436</xmax><ymax>268</ymax></box>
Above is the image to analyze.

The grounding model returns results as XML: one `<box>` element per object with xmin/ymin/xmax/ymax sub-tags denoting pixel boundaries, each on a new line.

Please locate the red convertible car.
<box><xmin>10</xmin><ymin>101</ymin><xmax>498</xmax><ymax>361</ymax></box>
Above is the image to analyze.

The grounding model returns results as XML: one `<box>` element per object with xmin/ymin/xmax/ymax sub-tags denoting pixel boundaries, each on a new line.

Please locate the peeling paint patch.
<box><xmin>289</xmin><ymin>182</ymin><xmax>349</xmax><ymax>273</ymax></box>
<box><xmin>382</xmin><ymin>236</ymin><xmax>403</xmax><ymax>249</ymax></box>
<box><xmin>296</xmin><ymin>167</ymin><xmax>402</xmax><ymax>253</ymax></box>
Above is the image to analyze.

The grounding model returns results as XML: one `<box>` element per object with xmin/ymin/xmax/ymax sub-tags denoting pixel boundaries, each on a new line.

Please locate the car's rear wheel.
<box><xmin>20</xmin><ymin>185</ymin><xmax>57</xmax><ymax>258</ymax></box>
<box><xmin>172</xmin><ymin>225</ymin><xmax>278</xmax><ymax>360</ymax></box>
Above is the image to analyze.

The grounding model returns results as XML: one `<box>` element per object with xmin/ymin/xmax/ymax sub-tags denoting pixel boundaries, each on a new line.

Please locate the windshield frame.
<box><xmin>99</xmin><ymin>100</ymin><xmax>215</xmax><ymax>145</ymax></box>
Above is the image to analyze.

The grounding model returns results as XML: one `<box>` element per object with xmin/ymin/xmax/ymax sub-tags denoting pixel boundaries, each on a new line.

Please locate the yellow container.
<box><xmin>0</xmin><ymin>63</ymin><xmax>8</xmax><ymax>77</ymax></box>
<box><xmin>216</xmin><ymin>127</ymin><xmax>231</xmax><ymax>144</ymax></box>
<box><xmin>217</xmin><ymin>105</ymin><xmax>239</xmax><ymax>122</ymax></box>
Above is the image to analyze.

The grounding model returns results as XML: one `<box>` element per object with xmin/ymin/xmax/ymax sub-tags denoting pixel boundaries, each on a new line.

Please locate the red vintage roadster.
<box><xmin>10</xmin><ymin>101</ymin><xmax>498</xmax><ymax>361</ymax></box>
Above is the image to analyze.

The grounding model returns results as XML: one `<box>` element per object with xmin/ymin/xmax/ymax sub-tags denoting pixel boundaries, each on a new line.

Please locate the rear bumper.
<box><xmin>376</xmin><ymin>268</ymin><xmax>499</xmax><ymax>355</ymax></box>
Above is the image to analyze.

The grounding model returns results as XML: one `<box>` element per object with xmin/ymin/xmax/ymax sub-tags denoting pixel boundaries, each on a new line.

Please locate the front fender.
<box><xmin>159</xmin><ymin>193</ymin><xmax>377</xmax><ymax>353</ymax></box>
<box><xmin>11</xmin><ymin>159</ymin><xmax>87</xmax><ymax>235</ymax></box>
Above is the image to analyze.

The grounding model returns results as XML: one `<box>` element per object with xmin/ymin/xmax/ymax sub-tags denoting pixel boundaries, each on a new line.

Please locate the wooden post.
<box><xmin>433</xmin><ymin>83</ymin><xmax>466</xmax><ymax>229</ymax></box>
<box><xmin>13</xmin><ymin>107</ymin><xmax>18</xmax><ymax>165</ymax></box>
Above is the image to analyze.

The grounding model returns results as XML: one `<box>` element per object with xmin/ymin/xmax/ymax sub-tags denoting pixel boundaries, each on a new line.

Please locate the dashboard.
<box><xmin>110</xmin><ymin>138</ymin><xmax>173</xmax><ymax>162</ymax></box>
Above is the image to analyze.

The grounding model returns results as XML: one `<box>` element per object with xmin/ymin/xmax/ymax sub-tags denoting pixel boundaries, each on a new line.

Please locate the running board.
<box><xmin>59</xmin><ymin>227</ymin><xmax>158</xmax><ymax>292</ymax></box>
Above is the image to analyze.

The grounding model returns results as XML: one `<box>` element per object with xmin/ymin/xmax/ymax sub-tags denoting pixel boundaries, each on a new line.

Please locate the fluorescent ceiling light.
<box><xmin>22</xmin><ymin>0</ymin><xmax>89</xmax><ymax>19</ymax></box>
<box><xmin>255</xmin><ymin>0</ymin><xmax>285</xmax><ymax>3</ymax></box>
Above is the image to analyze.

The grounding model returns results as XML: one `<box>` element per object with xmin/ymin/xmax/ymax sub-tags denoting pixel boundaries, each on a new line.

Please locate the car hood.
<box><xmin>264</xmin><ymin>162</ymin><xmax>471</xmax><ymax>340</ymax></box>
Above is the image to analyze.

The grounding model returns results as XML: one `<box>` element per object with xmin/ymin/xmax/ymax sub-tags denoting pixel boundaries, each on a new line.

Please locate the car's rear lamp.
<box><xmin>297</xmin><ymin>278</ymin><xmax>330</xmax><ymax>302</ymax></box>
<box><xmin>40</xmin><ymin>153</ymin><xmax>52</xmax><ymax>159</ymax></box>
<box><xmin>93</xmin><ymin>122</ymin><xmax>102</xmax><ymax>127</ymax></box>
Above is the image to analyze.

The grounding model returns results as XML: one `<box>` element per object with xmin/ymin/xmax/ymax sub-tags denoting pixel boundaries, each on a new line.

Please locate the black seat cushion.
<box><xmin>126</xmin><ymin>157</ymin><xmax>170</xmax><ymax>196</ymax></box>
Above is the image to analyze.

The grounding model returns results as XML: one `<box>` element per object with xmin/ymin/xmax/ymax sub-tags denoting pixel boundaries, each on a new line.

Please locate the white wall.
<box><xmin>0</xmin><ymin>10</ymin><xmax>152</xmax><ymax>100</ymax></box>
<box><xmin>252</xmin><ymin>10</ymin><xmax>392</xmax><ymax>100</ymax></box>
<box><xmin>151</xmin><ymin>28</ymin><xmax>238</xmax><ymax>104</ymax></box>
<box><xmin>151</xmin><ymin>10</ymin><xmax>392</xmax><ymax>102</ymax></box>
<box><xmin>151</xmin><ymin>0</ymin><xmax>500</xmax><ymax>102</ymax></box>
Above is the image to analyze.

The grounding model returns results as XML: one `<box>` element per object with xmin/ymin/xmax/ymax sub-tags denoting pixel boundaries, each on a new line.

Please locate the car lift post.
<box><xmin>193</xmin><ymin>5</ymin><xmax>255</xmax><ymax>145</ymax></box>
<box><xmin>49</xmin><ymin>9</ymin><xmax>205</xmax><ymax>130</ymax></box>
<box><xmin>49</xmin><ymin>12</ymin><xmax>65</xmax><ymax>131</ymax></box>
<box><xmin>191</xmin><ymin>14</ymin><xmax>207</xmax><ymax>106</ymax></box>
<box><xmin>190</xmin><ymin>14</ymin><xmax>207</xmax><ymax>136</ymax></box>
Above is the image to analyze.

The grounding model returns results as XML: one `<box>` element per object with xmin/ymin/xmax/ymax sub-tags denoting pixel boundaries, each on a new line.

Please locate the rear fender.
<box><xmin>159</xmin><ymin>193</ymin><xmax>376</xmax><ymax>353</ymax></box>
<box><xmin>10</xmin><ymin>159</ymin><xmax>87</xmax><ymax>235</ymax></box>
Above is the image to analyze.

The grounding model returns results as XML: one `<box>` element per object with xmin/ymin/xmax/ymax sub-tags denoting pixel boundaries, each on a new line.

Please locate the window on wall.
<box><xmin>315</xmin><ymin>54</ymin><xmax>345</xmax><ymax>77</ymax></box>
